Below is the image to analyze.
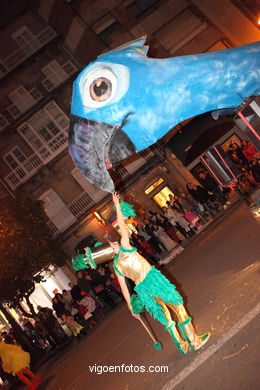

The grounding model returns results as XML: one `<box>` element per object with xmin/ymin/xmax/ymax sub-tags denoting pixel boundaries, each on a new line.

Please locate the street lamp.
<box><xmin>92</xmin><ymin>210</ymin><xmax>106</xmax><ymax>225</ymax></box>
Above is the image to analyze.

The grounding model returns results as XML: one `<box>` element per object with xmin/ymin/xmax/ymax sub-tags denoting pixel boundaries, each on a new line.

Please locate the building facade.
<box><xmin>0</xmin><ymin>0</ymin><xmax>259</xmax><ymax>307</ymax></box>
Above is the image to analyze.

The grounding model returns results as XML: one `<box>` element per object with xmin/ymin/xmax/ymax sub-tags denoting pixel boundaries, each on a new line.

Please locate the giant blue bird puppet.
<box><xmin>69</xmin><ymin>37</ymin><xmax>260</xmax><ymax>192</ymax></box>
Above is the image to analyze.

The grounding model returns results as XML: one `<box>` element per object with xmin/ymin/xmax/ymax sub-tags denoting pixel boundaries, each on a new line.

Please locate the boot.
<box><xmin>17</xmin><ymin>370</ymin><xmax>33</xmax><ymax>387</ymax></box>
<box><xmin>178</xmin><ymin>317</ymin><xmax>211</xmax><ymax>351</ymax></box>
<box><xmin>165</xmin><ymin>321</ymin><xmax>189</xmax><ymax>355</ymax></box>
<box><xmin>23</xmin><ymin>368</ymin><xmax>41</xmax><ymax>384</ymax></box>
<box><xmin>17</xmin><ymin>369</ymin><xmax>41</xmax><ymax>390</ymax></box>
<box><xmin>28</xmin><ymin>383</ymin><xmax>40</xmax><ymax>390</ymax></box>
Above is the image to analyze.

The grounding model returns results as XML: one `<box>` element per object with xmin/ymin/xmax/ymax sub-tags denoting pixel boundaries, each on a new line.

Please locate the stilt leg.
<box><xmin>168</xmin><ymin>304</ymin><xmax>211</xmax><ymax>351</ymax></box>
<box><xmin>179</xmin><ymin>317</ymin><xmax>211</xmax><ymax>351</ymax></box>
<box><xmin>155</xmin><ymin>298</ymin><xmax>189</xmax><ymax>354</ymax></box>
<box><xmin>165</xmin><ymin>321</ymin><xmax>189</xmax><ymax>355</ymax></box>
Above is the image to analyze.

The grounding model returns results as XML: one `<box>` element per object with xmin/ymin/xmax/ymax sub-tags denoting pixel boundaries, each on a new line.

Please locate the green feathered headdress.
<box><xmin>113</xmin><ymin>200</ymin><xmax>136</xmax><ymax>218</ymax></box>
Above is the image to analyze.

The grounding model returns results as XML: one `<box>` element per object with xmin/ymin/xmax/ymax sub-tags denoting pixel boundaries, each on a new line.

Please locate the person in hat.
<box><xmin>110</xmin><ymin>192</ymin><xmax>211</xmax><ymax>355</ymax></box>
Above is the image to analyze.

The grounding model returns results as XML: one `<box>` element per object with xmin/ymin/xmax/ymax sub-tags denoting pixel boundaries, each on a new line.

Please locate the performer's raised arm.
<box><xmin>112</xmin><ymin>192</ymin><xmax>132</xmax><ymax>249</ymax></box>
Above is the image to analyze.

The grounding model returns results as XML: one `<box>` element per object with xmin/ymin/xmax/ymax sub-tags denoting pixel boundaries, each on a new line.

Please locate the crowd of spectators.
<box><xmin>126</xmin><ymin>142</ymin><xmax>259</xmax><ymax>265</ymax></box>
<box><xmin>130</xmin><ymin>189</ymin><xmax>220</xmax><ymax>265</ymax></box>
<box><xmin>0</xmin><ymin>266</ymin><xmax>124</xmax><ymax>363</ymax></box>
<box><xmin>227</xmin><ymin>140</ymin><xmax>260</xmax><ymax>192</ymax></box>
<box><xmin>25</xmin><ymin>267</ymin><xmax>123</xmax><ymax>350</ymax></box>
<box><xmin>1</xmin><ymin>143</ymin><xmax>259</xmax><ymax>376</ymax></box>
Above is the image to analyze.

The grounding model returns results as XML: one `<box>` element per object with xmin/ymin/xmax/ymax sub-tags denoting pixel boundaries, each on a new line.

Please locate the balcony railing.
<box><xmin>43</xmin><ymin>151</ymin><xmax>156</xmax><ymax>237</ymax></box>
<box><xmin>68</xmin><ymin>192</ymin><xmax>94</xmax><ymax>218</ymax></box>
<box><xmin>46</xmin><ymin>191</ymin><xmax>96</xmax><ymax>237</ymax></box>
<box><xmin>109</xmin><ymin>164</ymin><xmax>129</xmax><ymax>183</ymax></box>
<box><xmin>46</xmin><ymin>219</ymin><xmax>60</xmax><ymax>238</ymax></box>
<box><xmin>139</xmin><ymin>148</ymin><xmax>154</xmax><ymax>160</ymax></box>
<box><xmin>110</xmin><ymin>148</ymin><xmax>155</xmax><ymax>179</ymax></box>
<box><xmin>0</xmin><ymin>27</ymin><xmax>57</xmax><ymax>79</ymax></box>
<box><xmin>4</xmin><ymin>154</ymin><xmax>43</xmax><ymax>190</ymax></box>
<box><xmin>124</xmin><ymin>149</ymin><xmax>154</xmax><ymax>174</ymax></box>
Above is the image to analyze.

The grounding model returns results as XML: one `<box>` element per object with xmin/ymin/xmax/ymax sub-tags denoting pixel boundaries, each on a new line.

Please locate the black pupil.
<box><xmin>93</xmin><ymin>80</ymin><xmax>108</xmax><ymax>97</ymax></box>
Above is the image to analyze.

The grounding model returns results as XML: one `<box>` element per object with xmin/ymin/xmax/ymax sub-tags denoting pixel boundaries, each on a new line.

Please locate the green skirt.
<box><xmin>132</xmin><ymin>266</ymin><xmax>183</xmax><ymax>325</ymax></box>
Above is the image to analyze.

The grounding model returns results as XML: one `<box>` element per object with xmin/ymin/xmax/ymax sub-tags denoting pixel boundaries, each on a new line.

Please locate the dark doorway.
<box><xmin>75</xmin><ymin>234</ymin><xmax>98</xmax><ymax>254</ymax></box>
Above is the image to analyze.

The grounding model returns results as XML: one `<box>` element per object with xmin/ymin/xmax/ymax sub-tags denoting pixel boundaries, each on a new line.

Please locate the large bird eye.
<box><xmin>82</xmin><ymin>67</ymin><xmax>117</xmax><ymax>109</ymax></box>
<box><xmin>80</xmin><ymin>63</ymin><xmax>129</xmax><ymax>110</ymax></box>
<box><xmin>90</xmin><ymin>77</ymin><xmax>112</xmax><ymax>101</ymax></box>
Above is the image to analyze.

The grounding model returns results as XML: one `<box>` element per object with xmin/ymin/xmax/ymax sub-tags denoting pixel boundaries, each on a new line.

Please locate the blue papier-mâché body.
<box><xmin>69</xmin><ymin>37</ymin><xmax>260</xmax><ymax>192</ymax></box>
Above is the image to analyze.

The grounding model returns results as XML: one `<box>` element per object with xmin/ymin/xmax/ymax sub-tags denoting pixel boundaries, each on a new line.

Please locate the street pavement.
<box><xmin>36</xmin><ymin>202</ymin><xmax>260</xmax><ymax>390</ymax></box>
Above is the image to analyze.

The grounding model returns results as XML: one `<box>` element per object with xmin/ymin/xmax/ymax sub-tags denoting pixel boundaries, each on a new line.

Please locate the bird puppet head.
<box><xmin>69</xmin><ymin>37</ymin><xmax>260</xmax><ymax>192</ymax></box>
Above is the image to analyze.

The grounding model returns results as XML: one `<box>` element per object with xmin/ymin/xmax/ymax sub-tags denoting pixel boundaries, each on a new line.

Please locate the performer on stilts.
<box><xmin>110</xmin><ymin>192</ymin><xmax>211</xmax><ymax>355</ymax></box>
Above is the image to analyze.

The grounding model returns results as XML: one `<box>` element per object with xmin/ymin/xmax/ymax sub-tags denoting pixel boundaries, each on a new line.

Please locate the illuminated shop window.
<box><xmin>153</xmin><ymin>186</ymin><xmax>175</xmax><ymax>208</ymax></box>
<box><xmin>145</xmin><ymin>177</ymin><xmax>164</xmax><ymax>194</ymax></box>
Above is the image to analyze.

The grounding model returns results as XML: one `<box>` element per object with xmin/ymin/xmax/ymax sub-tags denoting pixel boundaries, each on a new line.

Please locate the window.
<box><xmin>145</xmin><ymin>178</ymin><xmax>176</xmax><ymax>207</ymax></box>
<box><xmin>127</xmin><ymin>0</ymin><xmax>167</xmax><ymax>21</ymax></box>
<box><xmin>239</xmin><ymin>0</ymin><xmax>259</xmax><ymax>18</ymax></box>
<box><xmin>3</xmin><ymin>147</ymin><xmax>42</xmax><ymax>188</ymax></box>
<box><xmin>7</xmin><ymin>104</ymin><xmax>21</xmax><ymax>119</ymax></box>
<box><xmin>221</xmin><ymin>134</ymin><xmax>242</xmax><ymax>153</ymax></box>
<box><xmin>18</xmin><ymin>101</ymin><xmax>69</xmax><ymax>162</ymax></box>
<box><xmin>39</xmin><ymin>189</ymin><xmax>76</xmax><ymax>232</ymax></box>
<box><xmin>206</xmin><ymin>40</ymin><xmax>231</xmax><ymax>53</ymax></box>
<box><xmin>71</xmin><ymin>167</ymin><xmax>90</xmax><ymax>191</ymax></box>
<box><xmin>155</xmin><ymin>8</ymin><xmax>207</xmax><ymax>54</ymax></box>
<box><xmin>71</xmin><ymin>167</ymin><xmax>104</xmax><ymax>202</ymax></box>
<box><xmin>46</xmin><ymin>101</ymin><xmax>69</xmax><ymax>129</ymax></box>
<box><xmin>30</xmin><ymin>87</ymin><xmax>43</xmax><ymax>101</ymax></box>
<box><xmin>145</xmin><ymin>177</ymin><xmax>164</xmax><ymax>194</ymax></box>
<box><xmin>62</xmin><ymin>60</ymin><xmax>78</xmax><ymax>76</ymax></box>
<box><xmin>92</xmin><ymin>13</ymin><xmax>116</xmax><ymax>34</ymax></box>
<box><xmin>19</xmin><ymin>124</ymin><xmax>46</xmax><ymax>153</ymax></box>
<box><xmin>12</xmin><ymin>27</ymin><xmax>40</xmax><ymax>55</ymax></box>
<box><xmin>153</xmin><ymin>186</ymin><xmax>175</xmax><ymax>208</ymax></box>
<box><xmin>41</xmin><ymin>78</ymin><xmax>55</xmax><ymax>91</ymax></box>
<box><xmin>0</xmin><ymin>63</ymin><xmax>8</xmax><ymax>76</ymax></box>
<box><xmin>0</xmin><ymin>114</ymin><xmax>9</xmax><ymax>130</ymax></box>
<box><xmin>0</xmin><ymin>186</ymin><xmax>8</xmax><ymax>199</ymax></box>
<box><xmin>9</xmin><ymin>86</ymin><xmax>35</xmax><ymax>113</ymax></box>
<box><xmin>41</xmin><ymin>60</ymin><xmax>67</xmax><ymax>90</ymax></box>
<box><xmin>97</xmin><ymin>19</ymin><xmax>121</xmax><ymax>45</ymax></box>
<box><xmin>4</xmin><ymin>147</ymin><xmax>27</xmax><ymax>169</ymax></box>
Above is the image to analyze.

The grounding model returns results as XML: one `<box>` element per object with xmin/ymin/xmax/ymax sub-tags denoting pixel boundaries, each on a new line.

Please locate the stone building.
<box><xmin>0</xmin><ymin>0</ymin><xmax>259</xmax><ymax>307</ymax></box>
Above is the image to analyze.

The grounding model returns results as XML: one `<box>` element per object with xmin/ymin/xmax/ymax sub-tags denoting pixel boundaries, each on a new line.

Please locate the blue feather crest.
<box><xmin>99</xmin><ymin>36</ymin><xmax>149</xmax><ymax>59</ymax></box>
